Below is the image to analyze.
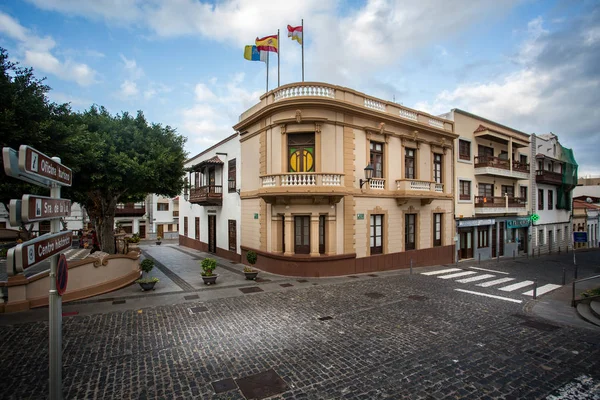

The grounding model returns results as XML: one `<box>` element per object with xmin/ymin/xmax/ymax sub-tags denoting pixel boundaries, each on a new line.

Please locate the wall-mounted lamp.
<box><xmin>183</xmin><ymin>177</ymin><xmax>191</xmax><ymax>201</ymax></box>
<box><xmin>228</xmin><ymin>178</ymin><xmax>241</xmax><ymax>195</ymax></box>
<box><xmin>359</xmin><ymin>165</ymin><xmax>374</xmax><ymax>188</ymax></box>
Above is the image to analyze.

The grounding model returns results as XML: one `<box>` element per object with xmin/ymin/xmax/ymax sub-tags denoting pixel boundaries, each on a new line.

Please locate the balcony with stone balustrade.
<box><xmin>258</xmin><ymin>172</ymin><xmax>346</xmax><ymax>204</ymax></box>
<box><xmin>394</xmin><ymin>179</ymin><xmax>451</xmax><ymax>205</ymax></box>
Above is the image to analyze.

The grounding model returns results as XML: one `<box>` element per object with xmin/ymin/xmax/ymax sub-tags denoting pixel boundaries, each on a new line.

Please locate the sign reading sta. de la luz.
<box><xmin>7</xmin><ymin>231</ymin><xmax>72</xmax><ymax>274</ymax></box>
<box><xmin>20</xmin><ymin>195</ymin><xmax>71</xmax><ymax>223</ymax></box>
<box><xmin>19</xmin><ymin>145</ymin><xmax>72</xmax><ymax>187</ymax></box>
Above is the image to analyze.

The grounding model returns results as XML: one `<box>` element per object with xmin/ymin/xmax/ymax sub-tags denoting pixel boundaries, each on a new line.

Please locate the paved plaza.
<box><xmin>1</xmin><ymin>245</ymin><xmax>599</xmax><ymax>399</ymax></box>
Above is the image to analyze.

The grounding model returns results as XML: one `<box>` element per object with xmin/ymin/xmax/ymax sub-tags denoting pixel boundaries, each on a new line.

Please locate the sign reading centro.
<box><xmin>18</xmin><ymin>145</ymin><xmax>72</xmax><ymax>186</ymax></box>
<box><xmin>9</xmin><ymin>231</ymin><xmax>72</xmax><ymax>273</ymax></box>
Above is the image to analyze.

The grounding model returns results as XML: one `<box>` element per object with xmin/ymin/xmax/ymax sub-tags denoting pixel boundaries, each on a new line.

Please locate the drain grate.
<box><xmin>367</xmin><ymin>274</ymin><xmax>378</xmax><ymax>277</ymax></box>
<box><xmin>520</xmin><ymin>320</ymin><xmax>561</xmax><ymax>332</ymax></box>
<box><xmin>188</xmin><ymin>306</ymin><xmax>208</xmax><ymax>314</ymax></box>
<box><xmin>212</xmin><ymin>378</ymin><xmax>237</xmax><ymax>394</ymax></box>
<box><xmin>364</xmin><ymin>292</ymin><xmax>385</xmax><ymax>299</ymax></box>
<box><xmin>407</xmin><ymin>295</ymin><xmax>428</xmax><ymax>301</ymax></box>
<box><xmin>112</xmin><ymin>300</ymin><xmax>126</xmax><ymax>305</ymax></box>
<box><xmin>280</xmin><ymin>283</ymin><xmax>293</xmax><ymax>288</ymax></box>
<box><xmin>297</xmin><ymin>279</ymin><xmax>308</xmax><ymax>283</ymax></box>
<box><xmin>239</xmin><ymin>287</ymin><xmax>264</xmax><ymax>294</ymax></box>
<box><xmin>236</xmin><ymin>369</ymin><xmax>289</xmax><ymax>400</ymax></box>
<box><xmin>318</xmin><ymin>316</ymin><xmax>333</xmax><ymax>321</ymax></box>
<box><xmin>184</xmin><ymin>294</ymin><xmax>199</xmax><ymax>300</ymax></box>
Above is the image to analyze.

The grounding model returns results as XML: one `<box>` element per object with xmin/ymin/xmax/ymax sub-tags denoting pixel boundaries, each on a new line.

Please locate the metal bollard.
<box><xmin>410</xmin><ymin>258</ymin><xmax>413</xmax><ymax>275</ymax></box>
<box><xmin>538</xmin><ymin>248</ymin><xmax>541</xmax><ymax>258</ymax></box>
<box><xmin>562</xmin><ymin>267</ymin><xmax>566</xmax><ymax>285</ymax></box>
<box><xmin>558</xmin><ymin>246</ymin><xmax>561</xmax><ymax>255</ymax></box>
<box><xmin>478</xmin><ymin>253</ymin><xmax>481</xmax><ymax>265</ymax></box>
<box><xmin>513</xmin><ymin>250</ymin><xmax>515</xmax><ymax>260</ymax></box>
<box><xmin>533</xmin><ymin>280</ymin><xmax>538</xmax><ymax>299</ymax></box>
<box><xmin>566</xmin><ymin>246</ymin><xmax>569</xmax><ymax>254</ymax></box>
<box><xmin>574</xmin><ymin>265</ymin><xmax>578</xmax><ymax>280</ymax></box>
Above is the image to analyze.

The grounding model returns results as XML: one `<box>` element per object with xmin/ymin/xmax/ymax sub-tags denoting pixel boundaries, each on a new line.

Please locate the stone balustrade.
<box><xmin>261</xmin><ymin>173</ymin><xmax>343</xmax><ymax>187</ymax></box>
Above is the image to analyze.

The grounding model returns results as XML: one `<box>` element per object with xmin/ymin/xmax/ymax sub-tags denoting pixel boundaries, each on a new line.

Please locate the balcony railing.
<box><xmin>369</xmin><ymin>178</ymin><xmax>386</xmax><ymax>190</ymax></box>
<box><xmin>474</xmin><ymin>156</ymin><xmax>510</xmax><ymax>170</ymax></box>
<box><xmin>261</xmin><ymin>173</ymin><xmax>344</xmax><ymax>187</ymax></box>
<box><xmin>115</xmin><ymin>203</ymin><xmax>145</xmax><ymax>216</ymax></box>
<box><xmin>536</xmin><ymin>169</ymin><xmax>563</xmax><ymax>185</ymax></box>
<box><xmin>396</xmin><ymin>180</ymin><xmax>445</xmax><ymax>193</ymax></box>
<box><xmin>474</xmin><ymin>196</ymin><xmax>527</xmax><ymax>208</ymax></box>
<box><xmin>189</xmin><ymin>185</ymin><xmax>223</xmax><ymax>206</ymax></box>
<box><xmin>512</xmin><ymin>160</ymin><xmax>530</xmax><ymax>173</ymax></box>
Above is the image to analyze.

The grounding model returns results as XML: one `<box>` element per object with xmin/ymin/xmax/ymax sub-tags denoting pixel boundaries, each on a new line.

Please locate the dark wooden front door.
<box><xmin>157</xmin><ymin>224</ymin><xmax>164</xmax><ymax>238</ymax></box>
<box><xmin>459</xmin><ymin>228</ymin><xmax>474</xmax><ymax>259</ymax></box>
<box><xmin>492</xmin><ymin>224</ymin><xmax>505</xmax><ymax>257</ymax></box>
<box><xmin>208</xmin><ymin>215</ymin><xmax>216</xmax><ymax>253</ymax></box>
<box><xmin>294</xmin><ymin>216</ymin><xmax>310</xmax><ymax>254</ymax></box>
<box><xmin>228</xmin><ymin>220</ymin><xmax>236</xmax><ymax>252</ymax></box>
<box><xmin>139</xmin><ymin>224</ymin><xmax>146</xmax><ymax>238</ymax></box>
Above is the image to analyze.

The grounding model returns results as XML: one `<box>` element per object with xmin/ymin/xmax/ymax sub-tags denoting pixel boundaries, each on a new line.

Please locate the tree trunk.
<box><xmin>86</xmin><ymin>192</ymin><xmax>118</xmax><ymax>254</ymax></box>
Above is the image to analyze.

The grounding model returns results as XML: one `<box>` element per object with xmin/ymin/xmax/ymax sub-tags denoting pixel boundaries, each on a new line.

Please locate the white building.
<box><xmin>530</xmin><ymin>133</ymin><xmax>577</xmax><ymax>254</ymax></box>
<box><xmin>179</xmin><ymin>133</ymin><xmax>241</xmax><ymax>262</ymax></box>
<box><xmin>147</xmin><ymin>194</ymin><xmax>179</xmax><ymax>239</ymax></box>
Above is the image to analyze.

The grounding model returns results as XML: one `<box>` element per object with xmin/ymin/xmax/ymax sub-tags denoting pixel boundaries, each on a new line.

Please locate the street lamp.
<box><xmin>359</xmin><ymin>165</ymin><xmax>374</xmax><ymax>188</ymax></box>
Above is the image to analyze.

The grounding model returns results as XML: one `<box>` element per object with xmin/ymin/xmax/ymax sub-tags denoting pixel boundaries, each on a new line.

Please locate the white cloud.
<box><xmin>0</xmin><ymin>11</ymin><xmax>98</xmax><ymax>86</ymax></box>
<box><xmin>144</xmin><ymin>82</ymin><xmax>172</xmax><ymax>100</ymax></box>
<box><xmin>120</xmin><ymin>54</ymin><xmax>144</xmax><ymax>80</ymax></box>
<box><xmin>194</xmin><ymin>83</ymin><xmax>216</xmax><ymax>102</ymax></box>
<box><xmin>49</xmin><ymin>91</ymin><xmax>92</xmax><ymax>108</ymax></box>
<box><xmin>119</xmin><ymin>80</ymin><xmax>138</xmax><ymax>98</ymax></box>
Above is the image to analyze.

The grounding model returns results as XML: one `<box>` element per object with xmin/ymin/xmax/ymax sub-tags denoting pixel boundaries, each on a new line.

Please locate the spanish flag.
<box><xmin>287</xmin><ymin>25</ymin><xmax>303</xmax><ymax>45</ymax></box>
<box><xmin>255</xmin><ymin>34</ymin><xmax>278</xmax><ymax>53</ymax></box>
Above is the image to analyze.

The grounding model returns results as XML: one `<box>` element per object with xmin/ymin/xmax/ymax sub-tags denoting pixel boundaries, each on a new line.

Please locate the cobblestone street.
<box><xmin>1</xmin><ymin>248</ymin><xmax>600</xmax><ymax>399</ymax></box>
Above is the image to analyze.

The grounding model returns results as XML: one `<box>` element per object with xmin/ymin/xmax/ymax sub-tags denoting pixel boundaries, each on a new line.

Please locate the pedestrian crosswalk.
<box><xmin>420</xmin><ymin>267</ymin><xmax>561</xmax><ymax>299</ymax></box>
<box><xmin>65</xmin><ymin>248</ymin><xmax>90</xmax><ymax>261</ymax></box>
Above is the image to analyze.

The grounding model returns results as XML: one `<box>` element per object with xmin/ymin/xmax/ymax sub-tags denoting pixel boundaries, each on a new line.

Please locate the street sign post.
<box><xmin>2</xmin><ymin>145</ymin><xmax>73</xmax><ymax>400</ymax></box>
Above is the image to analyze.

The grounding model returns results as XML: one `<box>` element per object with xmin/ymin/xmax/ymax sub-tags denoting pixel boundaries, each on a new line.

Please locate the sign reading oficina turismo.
<box><xmin>2</xmin><ymin>144</ymin><xmax>73</xmax><ymax>400</ymax></box>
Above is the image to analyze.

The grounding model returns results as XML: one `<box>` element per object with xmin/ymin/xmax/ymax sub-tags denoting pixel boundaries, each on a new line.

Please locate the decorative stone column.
<box><xmin>310</xmin><ymin>213</ymin><xmax>320</xmax><ymax>256</ymax></box>
<box><xmin>284</xmin><ymin>214</ymin><xmax>293</xmax><ymax>257</ymax></box>
<box><xmin>326</xmin><ymin>215</ymin><xmax>337</xmax><ymax>255</ymax></box>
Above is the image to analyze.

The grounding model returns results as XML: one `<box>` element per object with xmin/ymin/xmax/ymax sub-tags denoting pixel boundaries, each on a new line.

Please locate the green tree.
<box><xmin>0</xmin><ymin>47</ymin><xmax>80</xmax><ymax>238</ymax></box>
<box><xmin>73</xmin><ymin>106</ymin><xmax>187</xmax><ymax>253</ymax></box>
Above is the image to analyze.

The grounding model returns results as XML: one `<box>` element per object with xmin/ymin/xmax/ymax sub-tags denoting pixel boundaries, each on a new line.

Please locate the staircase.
<box><xmin>576</xmin><ymin>298</ymin><xmax>600</xmax><ymax>327</ymax></box>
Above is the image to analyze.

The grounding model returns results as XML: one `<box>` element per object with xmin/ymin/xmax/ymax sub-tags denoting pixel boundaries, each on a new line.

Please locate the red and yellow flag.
<box><xmin>287</xmin><ymin>25</ymin><xmax>303</xmax><ymax>45</ymax></box>
<box><xmin>255</xmin><ymin>34</ymin><xmax>278</xmax><ymax>53</ymax></box>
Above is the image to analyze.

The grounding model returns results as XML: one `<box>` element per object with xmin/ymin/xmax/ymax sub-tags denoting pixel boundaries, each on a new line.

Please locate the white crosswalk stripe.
<box><xmin>498</xmin><ymin>280</ymin><xmax>534</xmax><ymax>292</ymax></box>
<box><xmin>522</xmin><ymin>284</ymin><xmax>561</xmax><ymax>297</ymax></box>
<box><xmin>456</xmin><ymin>274</ymin><xmax>495</xmax><ymax>283</ymax></box>
<box><xmin>476</xmin><ymin>277</ymin><xmax>515</xmax><ymax>287</ymax></box>
<box><xmin>438</xmin><ymin>271</ymin><xmax>478</xmax><ymax>280</ymax></box>
<box><xmin>421</xmin><ymin>268</ymin><xmax>462</xmax><ymax>276</ymax></box>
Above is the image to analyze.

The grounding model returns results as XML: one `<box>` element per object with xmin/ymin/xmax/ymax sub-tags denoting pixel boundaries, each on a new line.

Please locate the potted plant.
<box><xmin>200</xmin><ymin>258</ymin><xmax>218</xmax><ymax>285</ymax></box>
<box><xmin>156</xmin><ymin>236</ymin><xmax>162</xmax><ymax>245</ymax></box>
<box><xmin>136</xmin><ymin>258</ymin><xmax>159</xmax><ymax>291</ymax></box>
<box><xmin>244</xmin><ymin>251</ymin><xmax>259</xmax><ymax>280</ymax></box>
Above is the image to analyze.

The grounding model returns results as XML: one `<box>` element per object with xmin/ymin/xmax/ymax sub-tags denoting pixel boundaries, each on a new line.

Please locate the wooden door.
<box><xmin>492</xmin><ymin>226</ymin><xmax>497</xmax><ymax>257</ymax></box>
<box><xmin>499</xmin><ymin>223</ymin><xmax>505</xmax><ymax>256</ymax></box>
<box><xmin>294</xmin><ymin>216</ymin><xmax>310</xmax><ymax>254</ymax></box>
<box><xmin>157</xmin><ymin>224</ymin><xmax>164</xmax><ymax>238</ymax></box>
<box><xmin>228</xmin><ymin>220</ymin><xmax>236</xmax><ymax>252</ymax></box>
<box><xmin>139</xmin><ymin>224</ymin><xmax>146</xmax><ymax>238</ymax></box>
<box><xmin>195</xmin><ymin>217</ymin><xmax>200</xmax><ymax>240</ymax></box>
<box><xmin>459</xmin><ymin>228</ymin><xmax>473</xmax><ymax>259</ymax></box>
<box><xmin>208</xmin><ymin>167</ymin><xmax>215</xmax><ymax>187</ymax></box>
<box><xmin>208</xmin><ymin>215</ymin><xmax>216</xmax><ymax>253</ymax></box>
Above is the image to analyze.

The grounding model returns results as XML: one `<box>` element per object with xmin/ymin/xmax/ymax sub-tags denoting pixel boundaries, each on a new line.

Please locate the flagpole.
<box><xmin>301</xmin><ymin>19</ymin><xmax>304</xmax><ymax>82</ymax></box>
<box><xmin>266</xmin><ymin>50</ymin><xmax>269</xmax><ymax>93</ymax></box>
<box><xmin>277</xmin><ymin>29</ymin><xmax>280</xmax><ymax>87</ymax></box>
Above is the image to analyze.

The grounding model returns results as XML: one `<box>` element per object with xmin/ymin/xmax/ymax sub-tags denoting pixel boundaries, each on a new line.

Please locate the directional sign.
<box><xmin>56</xmin><ymin>254</ymin><xmax>68</xmax><ymax>296</ymax></box>
<box><xmin>19</xmin><ymin>145</ymin><xmax>72</xmax><ymax>186</ymax></box>
<box><xmin>20</xmin><ymin>195</ymin><xmax>71</xmax><ymax>223</ymax></box>
<box><xmin>9</xmin><ymin>231</ymin><xmax>72</xmax><ymax>273</ymax></box>
<box><xmin>573</xmin><ymin>232</ymin><xmax>588</xmax><ymax>243</ymax></box>
<box><xmin>9</xmin><ymin>199</ymin><xmax>22</xmax><ymax>227</ymax></box>
<box><xmin>3</xmin><ymin>147</ymin><xmax>54</xmax><ymax>188</ymax></box>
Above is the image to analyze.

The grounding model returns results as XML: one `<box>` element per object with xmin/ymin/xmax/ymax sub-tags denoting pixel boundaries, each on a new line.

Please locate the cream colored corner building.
<box><xmin>235</xmin><ymin>82</ymin><xmax>457</xmax><ymax>277</ymax></box>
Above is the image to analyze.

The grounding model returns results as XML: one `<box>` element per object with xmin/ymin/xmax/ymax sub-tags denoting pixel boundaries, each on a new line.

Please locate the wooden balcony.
<box><xmin>536</xmin><ymin>169</ymin><xmax>562</xmax><ymax>185</ymax></box>
<box><xmin>395</xmin><ymin>179</ymin><xmax>450</xmax><ymax>205</ymax></box>
<box><xmin>474</xmin><ymin>156</ymin><xmax>530</xmax><ymax>180</ymax></box>
<box><xmin>115</xmin><ymin>203</ymin><xmax>145</xmax><ymax>216</ymax></box>
<box><xmin>189</xmin><ymin>185</ymin><xmax>223</xmax><ymax>206</ymax></box>
<box><xmin>258</xmin><ymin>172</ymin><xmax>345</xmax><ymax>204</ymax></box>
<box><xmin>474</xmin><ymin>196</ymin><xmax>527</xmax><ymax>214</ymax></box>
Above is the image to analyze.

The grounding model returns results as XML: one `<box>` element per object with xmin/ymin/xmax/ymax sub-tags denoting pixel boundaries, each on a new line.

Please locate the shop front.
<box><xmin>505</xmin><ymin>217</ymin><xmax>531</xmax><ymax>256</ymax></box>
<box><xmin>457</xmin><ymin>218</ymin><xmax>495</xmax><ymax>261</ymax></box>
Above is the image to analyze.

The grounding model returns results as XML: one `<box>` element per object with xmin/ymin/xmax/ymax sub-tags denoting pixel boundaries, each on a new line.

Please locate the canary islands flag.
<box><xmin>255</xmin><ymin>34</ymin><xmax>278</xmax><ymax>53</ymax></box>
<box><xmin>244</xmin><ymin>45</ymin><xmax>267</xmax><ymax>62</ymax></box>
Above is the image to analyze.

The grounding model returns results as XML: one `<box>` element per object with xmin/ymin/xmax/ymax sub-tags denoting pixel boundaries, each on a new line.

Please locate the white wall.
<box><xmin>179</xmin><ymin>134</ymin><xmax>241</xmax><ymax>254</ymax></box>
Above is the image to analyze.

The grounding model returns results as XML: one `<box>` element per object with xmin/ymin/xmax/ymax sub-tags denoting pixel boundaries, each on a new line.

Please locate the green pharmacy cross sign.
<box><xmin>530</xmin><ymin>214</ymin><xmax>540</xmax><ymax>222</ymax></box>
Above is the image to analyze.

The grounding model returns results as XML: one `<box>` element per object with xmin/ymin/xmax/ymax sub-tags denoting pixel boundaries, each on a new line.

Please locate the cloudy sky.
<box><xmin>1</xmin><ymin>0</ymin><xmax>599</xmax><ymax>175</ymax></box>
